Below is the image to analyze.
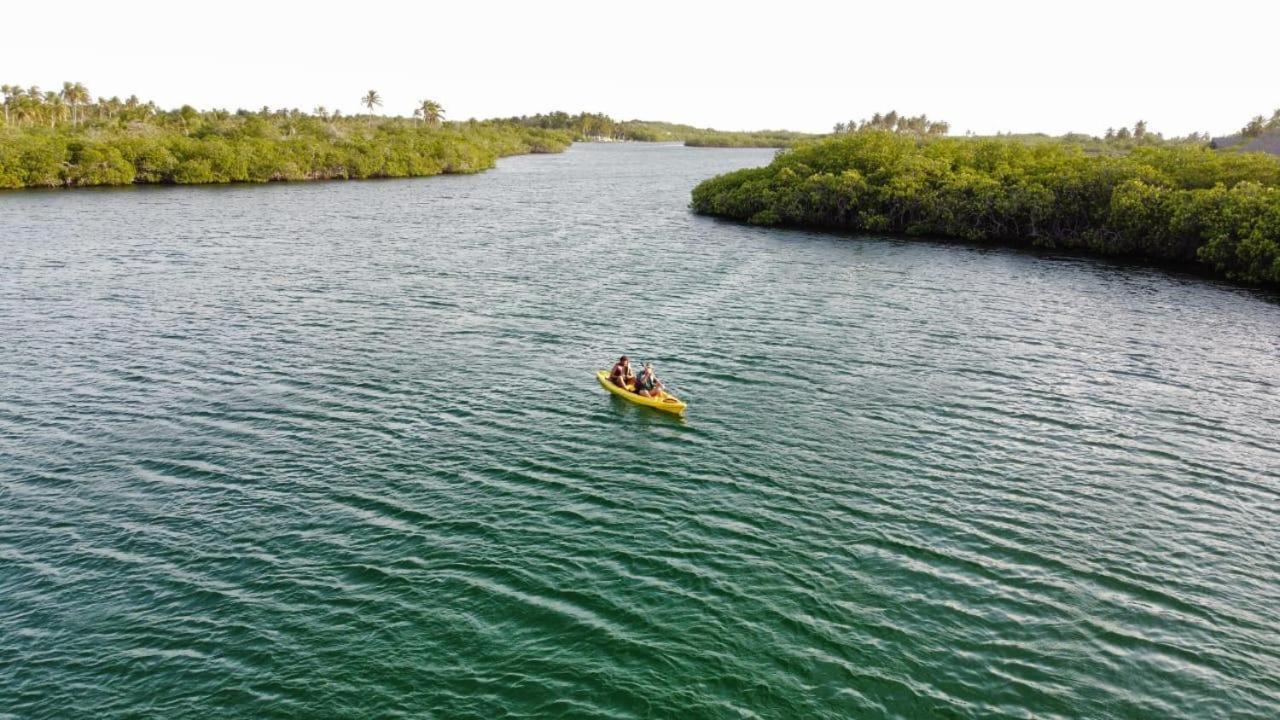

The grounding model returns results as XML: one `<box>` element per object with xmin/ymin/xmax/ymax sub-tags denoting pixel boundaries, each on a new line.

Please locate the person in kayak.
<box><xmin>633</xmin><ymin>361</ymin><xmax>663</xmax><ymax>397</ymax></box>
<box><xmin>609</xmin><ymin>355</ymin><xmax>635</xmax><ymax>389</ymax></box>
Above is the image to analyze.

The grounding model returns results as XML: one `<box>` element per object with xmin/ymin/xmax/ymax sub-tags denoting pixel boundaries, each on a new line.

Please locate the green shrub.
<box><xmin>64</xmin><ymin>141</ymin><xmax>135</xmax><ymax>185</ymax></box>
<box><xmin>692</xmin><ymin>130</ymin><xmax>1280</xmax><ymax>286</ymax></box>
<box><xmin>1</xmin><ymin>114</ymin><xmax>571</xmax><ymax>190</ymax></box>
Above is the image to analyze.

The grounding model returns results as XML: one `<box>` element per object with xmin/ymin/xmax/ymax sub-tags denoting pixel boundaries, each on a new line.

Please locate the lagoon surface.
<box><xmin>2</xmin><ymin>143</ymin><xmax>1278</xmax><ymax>719</ymax></box>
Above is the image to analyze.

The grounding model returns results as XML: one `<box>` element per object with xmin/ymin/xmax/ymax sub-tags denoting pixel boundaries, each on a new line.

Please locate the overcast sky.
<box><xmin>4</xmin><ymin>1</ymin><xmax>1276</xmax><ymax>137</ymax></box>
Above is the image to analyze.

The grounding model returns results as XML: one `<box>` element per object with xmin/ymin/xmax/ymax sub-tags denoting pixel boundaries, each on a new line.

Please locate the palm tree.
<box><xmin>1</xmin><ymin>84</ymin><xmax>13</xmax><ymax>125</ymax></box>
<box><xmin>27</xmin><ymin>85</ymin><xmax>41</xmax><ymax>125</ymax></box>
<box><xmin>78</xmin><ymin>83</ymin><xmax>92</xmax><ymax>120</ymax></box>
<box><xmin>6</xmin><ymin>86</ymin><xmax>29</xmax><ymax>126</ymax></box>
<box><xmin>60</xmin><ymin>81</ymin><xmax>76</xmax><ymax>125</ymax></box>
<box><xmin>415</xmin><ymin>99</ymin><xmax>444</xmax><ymax>126</ymax></box>
<box><xmin>60</xmin><ymin>81</ymin><xmax>90</xmax><ymax>126</ymax></box>
<box><xmin>361</xmin><ymin>90</ymin><xmax>382</xmax><ymax>115</ymax></box>
<box><xmin>44</xmin><ymin>91</ymin><xmax>67</xmax><ymax>127</ymax></box>
<box><xmin>60</xmin><ymin>82</ymin><xmax>74</xmax><ymax>124</ymax></box>
<box><xmin>97</xmin><ymin>95</ymin><xmax>120</xmax><ymax>123</ymax></box>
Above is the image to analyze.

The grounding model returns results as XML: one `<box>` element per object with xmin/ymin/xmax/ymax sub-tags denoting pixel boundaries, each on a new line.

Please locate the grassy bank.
<box><xmin>691</xmin><ymin>131</ymin><xmax>1280</xmax><ymax>286</ymax></box>
<box><xmin>0</xmin><ymin>90</ymin><xmax>571</xmax><ymax>189</ymax></box>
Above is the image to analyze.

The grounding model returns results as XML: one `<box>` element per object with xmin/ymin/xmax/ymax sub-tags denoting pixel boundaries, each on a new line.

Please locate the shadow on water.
<box><xmin>607</xmin><ymin>393</ymin><xmax>688</xmax><ymax>427</ymax></box>
<box><xmin>692</xmin><ymin>214</ymin><xmax>1280</xmax><ymax>303</ymax></box>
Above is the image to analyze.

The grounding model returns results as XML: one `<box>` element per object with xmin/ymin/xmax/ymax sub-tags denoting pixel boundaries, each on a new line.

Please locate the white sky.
<box><xmin>4</xmin><ymin>1</ymin><xmax>1276</xmax><ymax>137</ymax></box>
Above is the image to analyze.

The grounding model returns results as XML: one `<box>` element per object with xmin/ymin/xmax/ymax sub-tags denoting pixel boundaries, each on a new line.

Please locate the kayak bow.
<box><xmin>596</xmin><ymin>370</ymin><xmax>687</xmax><ymax>415</ymax></box>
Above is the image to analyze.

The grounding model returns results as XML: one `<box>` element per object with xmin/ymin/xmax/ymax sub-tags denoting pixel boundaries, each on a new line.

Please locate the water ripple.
<box><xmin>1</xmin><ymin>144</ymin><xmax>1279</xmax><ymax>719</ymax></box>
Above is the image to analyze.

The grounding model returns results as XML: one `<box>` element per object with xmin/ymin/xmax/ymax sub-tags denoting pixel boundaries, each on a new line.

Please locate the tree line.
<box><xmin>502</xmin><ymin>112</ymin><xmax>810</xmax><ymax>147</ymax></box>
<box><xmin>1094</xmin><ymin>120</ymin><xmax>1213</xmax><ymax>145</ymax></box>
<box><xmin>0</xmin><ymin>83</ymin><xmax>570</xmax><ymax>188</ymax></box>
<box><xmin>828</xmin><ymin>112</ymin><xmax>1218</xmax><ymax>150</ymax></box>
<box><xmin>504</xmin><ymin>112</ymin><xmax>625</xmax><ymax>140</ymax></box>
<box><xmin>1241</xmin><ymin>109</ymin><xmax>1280</xmax><ymax>138</ymax></box>
<box><xmin>833</xmin><ymin>111</ymin><xmax>949</xmax><ymax>136</ymax></box>
<box><xmin>691</xmin><ymin>129</ymin><xmax>1280</xmax><ymax>287</ymax></box>
<box><xmin>1104</xmin><ymin>121</ymin><xmax>1153</xmax><ymax>141</ymax></box>
<box><xmin>2</xmin><ymin>83</ymin><xmax>160</xmax><ymax>128</ymax></box>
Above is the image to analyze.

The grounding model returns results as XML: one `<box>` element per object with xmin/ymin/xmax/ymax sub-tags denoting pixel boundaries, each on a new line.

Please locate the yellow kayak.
<box><xmin>596</xmin><ymin>370</ymin><xmax>687</xmax><ymax>415</ymax></box>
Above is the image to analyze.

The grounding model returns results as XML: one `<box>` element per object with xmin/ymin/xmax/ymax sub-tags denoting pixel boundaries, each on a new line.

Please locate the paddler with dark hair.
<box><xmin>608</xmin><ymin>355</ymin><xmax>635</xmax><ymax>389</ymax></box>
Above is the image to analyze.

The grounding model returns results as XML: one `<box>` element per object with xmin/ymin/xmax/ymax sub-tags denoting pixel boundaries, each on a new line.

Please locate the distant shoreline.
<box><xmin>0</xmin><ymin>102</ymin><xmax>572</xmax><ymax>191</ymax></box>
<box><xmin>0</xmin><ymin>141</ymin><xmax>566</xmax><ymax>192</ymax></box>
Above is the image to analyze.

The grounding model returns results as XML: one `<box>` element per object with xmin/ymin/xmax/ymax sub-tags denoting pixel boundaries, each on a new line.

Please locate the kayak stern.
<box><xmin>596</xmin><ymin>370</ymin><xmax>686</xmax><ymax>415</ymax></box>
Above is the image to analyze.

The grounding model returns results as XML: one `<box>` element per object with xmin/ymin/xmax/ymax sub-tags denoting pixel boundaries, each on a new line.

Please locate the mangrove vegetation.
<box><xmin>0</xmin><ymin>84</ymin><xmax>571</xmax><ymax>189</ymax></box>
<box><xmin>502</xmin><ymin>112</ymin><xmax>813</xmax><ymax>147</ymax></box>
<box><xmin>691</xmin><ymin>130</ymin><xmax>1280</xmax><ymax>286</ymax></box>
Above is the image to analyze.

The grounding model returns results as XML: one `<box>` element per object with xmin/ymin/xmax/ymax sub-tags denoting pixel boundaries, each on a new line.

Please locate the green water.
<box><xmin>1</xmin><ymin>144</ymin><xmax>1278</xmax><ymax>719</ymax></box>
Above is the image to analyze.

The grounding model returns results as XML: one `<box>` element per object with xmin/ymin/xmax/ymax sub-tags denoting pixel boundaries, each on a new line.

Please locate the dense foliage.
<box><xmin>504</xmin><ymin>112</ymin><xmax>626</xmax><ymax>140</ymax></box>
<box><xmin>503</xmin><ymin>111</ymin><xmax>812</xmax><ymax>147</ymax></box>
<box><xmin>512</xmin><ymin>110</ymin><xmax>1210</xmax><ymax>151</ymax></box>
<box><xmin>691</xmin><ymin>131</ymin><xmax>1280</xmax><ymax>286</ymax></box>
<box><xmin>681</xmin><ymin>129</ymin><xmax>813</xmax><ymax>148</ymax></box>
<box><xmin>0</xmin><ymin>84</ymin><xmax>571</xmax><ymax>188</ymax></box>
